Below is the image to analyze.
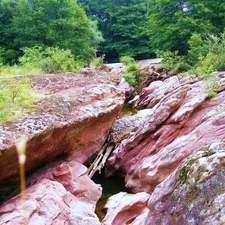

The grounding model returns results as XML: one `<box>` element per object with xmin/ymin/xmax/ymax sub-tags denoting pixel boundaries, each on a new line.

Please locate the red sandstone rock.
<box><xmin>101</xmin><ymin>192</ymin><xmax>150</xmax><ymax>225</ymax></box>
<box><xmin>0</xmin><ymin>73</ymin><xmax>125</xmax><ymax>203</ymax></box>
<box><xmin>0</xmin><ymin>162</ymin><xmax>102</xmax><ymax>224</ymax></box>
<box><xmin>107</xmin><ymin>75</ymin><xmax>225</xmax><ymax>193</ymax></box>
<box><xmin>144</xmin><ymin>142</ymin><xmax>225</xmax><ymax>224</ymax></box>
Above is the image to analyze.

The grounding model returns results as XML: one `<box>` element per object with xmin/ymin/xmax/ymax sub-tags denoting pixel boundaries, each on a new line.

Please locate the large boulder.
<box><xmin>145</xmin><ymin>142</ymin><xmax>225</xmax><ymax>224</ymax></box>
<box><xmin>101</xmin><ymin>192</ymin><xmax>150</xmax><ymax>225</ymax></box>
<box><xmin>0</xmin><ymin>161</ymin><xmax>102</xmax><ymax>225</ymax></box>
<box><xmin>107</xmin><ymin>74</ymin><xmax>225</xmax><ymax>193</ymax></box>
<box><xmin>0</xmin><ymin>72</ymin><xmax>125</xmax><ymax>203</ymax></box>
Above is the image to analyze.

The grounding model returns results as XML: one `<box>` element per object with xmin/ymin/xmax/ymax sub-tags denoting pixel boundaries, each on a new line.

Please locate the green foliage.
<box><xmin>0</xmin><ymin>0</ymin><xmax>18</xmax><ymax>64</ymax></box>
<box><xmin>19</xmin><ymin>46</ymin><xmax>77</xmax><ymax>73</ymax></box>
<box><xmin>40</xmin><ymin>47</ymin><xmax>77</xmax><ymax>73</ymax></box>
<box><xmin>196</xmin><ymin>53</ymin><xmax>215</xmax><ymax>77</ymax></box>
<box><xmin>206</xmin><ymin>33</ymin><xmax>225</xmax><ymax>71</ymax></box>
<box><xmin>187</xmin><ymin>33</ymin><xmax>205</xmax><ymax>66</ymax></box>
<box><xmin>205</xmin><ymin>74</ymin><xmax>221</xmax><ymax>98</ymax></box>
<box><xmin>78</xmin><ymin>0</ymin><xmax>152</xmax><ymax>62</ymax></box>
<box><xmin>119</xmin><ymin>56</ymin><xmax>142</xmax><ymax>86</ymax></box>
<box><xmin>0</xmin><ymin>0</ymin><xmax>94</xmax><ymax>64</ymax></box>
<box><xmin>207</xmin><ymin>89</ymin><xmax>217</xmax><ymax>98</ymax></box>
<box><xmin>148</xmin><ymin>0</ymin><xmax>225</xmax><ymax>55</ymax></box>
<box><xmin>120</xmin><ymin>56</ymin><xmax>136</xmax><ymax>65</ymax></box>
<box><xmin>0</xmin><ymin>64</ymin><xmax>43</xmax><ymax>77</ymax></box>
<box><xmin>121</xmin><ymin>73</ymin><xmax>136</xmax><ymax>86</ymax></box>
<box><xmin>195</xmin><ymin>32</ymin><xmax>225</xmax><ymax>77</ymax></box>
<box><xmin>0</xmin><ymin>77</ymin><xmax>42</xmax><ymax>124</ymax></box>
<box><xmin>94</xmin><ymin>54</ymin><xmax>105</xmax><ymax>68</ymax></box>
<box><xmin>19</xmin><ymin>46</ymin><xmax>44</xmax><ymax>66</ymax></box>
<box><xmin>0</xmin><ymin>47</ymin><xmax>4</xmax><ymax>65</ymax></box>
<box><xmin>157</xmin><ymin>51</ymin><xmax>179</xmax><ymax>72</ymax></box>
<box><xmin>126</xmin><ymin>63</ymin><xmax>141</xmax><ymax>76</ymax></box>
<box><xmin>90</xmin><ymin>20</ymin><xmax>105</xmax><ymax>47</ymax></box>
<box><xmin>8</xmin><ymin>77</ymin><xmax>33</xmax><ymax>103</ymax></box>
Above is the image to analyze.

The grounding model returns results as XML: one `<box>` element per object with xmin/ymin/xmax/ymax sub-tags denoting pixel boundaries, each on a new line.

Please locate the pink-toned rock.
<box><xmin>0</xmin><ymin>73</ymin><xmax>125</xmax><ymax>203</ymax></box>
<box><xmin>101</xmin><ymin>192</ymin><xmax>150</xmax><ymax>225</ymax></box>
<box><xmin>118</xmin><ymin>77</ymin><xmax>135</xmax><ymax>99</ymax></box>
<box><xmin>107</xmin><ymin>75</ymin><xmax>225</xmax><ymax>193</ymax></box>
<box><xmin>144</xmin><ymin>142</ymin><xmax>225</xmax><ymax>224</ymax></box>
<box><xmin>0</xmin><ymin>161</ymin><xmax>102</xmax><ymax>225</ymax></box>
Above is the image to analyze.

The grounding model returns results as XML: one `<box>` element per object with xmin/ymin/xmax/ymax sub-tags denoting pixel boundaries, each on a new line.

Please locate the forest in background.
<box><xmin>0</xmin><ymin>0</ymin><xmax>225</xmax><ymax>65</ymax></box>
<box><xmin>0</xmin><ymin>0</ymin><xmax>225</xmax><ymax>124</ymax></box>
<box><xmin>77</xmin><ymin>0</ymin><xmax>225</xmax><ymax>62</ymax></box>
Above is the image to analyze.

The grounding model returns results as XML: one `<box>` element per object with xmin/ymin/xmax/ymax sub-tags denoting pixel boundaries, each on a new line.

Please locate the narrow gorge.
<box><xmin>0</xmin><ymin>63</ymin><xmax>225</xmax><ymax>225</ymax></box>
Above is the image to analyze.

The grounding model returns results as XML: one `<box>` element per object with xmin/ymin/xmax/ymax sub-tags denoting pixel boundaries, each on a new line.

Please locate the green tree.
<box><xmin>78</xmin><ymin>0</ymin><xmax>153</xmax><ymax>62</ymax></box>
<box><xmin>13</xmin><ymin>0</ymin><xmax>94</xmax><ymax>64</ymax></box>
<box><xmin>104</xmin><ymin>0</ymin><xmax>151</xmax><ymax>61</ymax></box>
<box><xmin>148</xmin><ymin>0</ymin><xmax>225</xmax><ymax>55</ymax></box>
<box><xmin>0</xmin><ymin>0</ymin><xmax>18</xmax><ymax>64</ymax></box>
<box><xmin>187</xmin><ymin>33</ymin><xmax>205</xmax><ymax>66</ymax></box>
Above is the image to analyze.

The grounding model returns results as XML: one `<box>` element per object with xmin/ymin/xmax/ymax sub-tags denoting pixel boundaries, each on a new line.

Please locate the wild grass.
<box><xmin>0</xmin><ymin>64</ymin><xmax>43</xmax><ymax>78</ymax></box>
<box><xmin>0</xmin><ymin>70</ymin><xmax>45</xmax><ymax>124</ymax></box>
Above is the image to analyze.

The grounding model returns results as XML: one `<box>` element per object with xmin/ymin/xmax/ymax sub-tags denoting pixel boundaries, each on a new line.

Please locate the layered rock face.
<box><xmin>108</xmin><ymin>74</ymin><xmax>225</xmax><ymax>193</ymax></box>
<box><xmin>145</xmin><ymin>142</ymin><xmax>225</xmax><ymax>224</ymax></box>
<box><xmin>0</xmin><ymin>162</ymin><xmax>102</xmax><ymax>225</ymax></box>
<box><xmin>104</xmin><ymin>73</ymin><xmax>225</xmax><ymax>224</ymax></box>
<box><xmin>0</xmin><ymin>71</ymin><xmax>126</xmax><ymax>223</ymax></box>
<box><xmin>1</xmin><ymin>68</ymin><xmax>225</xmax><ymax>224</ymax></box>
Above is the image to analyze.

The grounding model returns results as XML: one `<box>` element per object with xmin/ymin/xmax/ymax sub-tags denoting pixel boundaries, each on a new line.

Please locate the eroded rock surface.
<box><xmin>107</xmin><ymin>74</ymin><xmax>225</xmax><ymax>194</ymax></box>
<box><xmin>145</xmin><ymin>142</ymin><xmax>225</xmax><ymax>224</ymax></box>
<box><xmin>101</xmin><ymin>192</ymin><xmax>150</xmax><ymax>225</ymax></box>
<box><xmin>0</xmin><ymin>162</ymin><xmax>102</xmax><ymax>225</ymax></box>
<box><xmin>0</xmin><ymin>72</ymin><xmax>125</xmax><ymax>203</ymax></box>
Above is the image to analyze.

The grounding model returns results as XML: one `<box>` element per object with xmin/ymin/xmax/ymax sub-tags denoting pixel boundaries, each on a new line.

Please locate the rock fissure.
<box><xmin>1</xmin><ymin>68</ymin><xmax>225</xmax><ymax>224</ymax></box>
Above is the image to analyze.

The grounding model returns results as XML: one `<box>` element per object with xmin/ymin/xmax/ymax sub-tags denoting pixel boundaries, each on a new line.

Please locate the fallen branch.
<box><xmin>86</xmin><ymin>142</ymin><xmax>107</xmax><ymax>176</ymax></box>
<box><xmin>87</xmin><ymin>135</ymin><xmax>115</xmax><ymax>178</ymax></box>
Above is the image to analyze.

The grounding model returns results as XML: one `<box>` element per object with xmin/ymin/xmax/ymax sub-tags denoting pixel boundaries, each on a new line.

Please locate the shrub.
<box><xmin>187</xmin><ymin>33</ymin><xmax>206</xmax><ymax>66</ymax></box>
<box><xmin>121</xmin><ymin>73</ymin><xmax>136</xmax><ymax>86</ymax></box>
<box><xmin>156</xmin><ymin>50</ymin><xmax>185</xmax><ymax>73</ymax></box>
<box><xmin>126</xmin><ymin>63</ymin><xmax>141</xmax><ymax>75</ymax></box>
<box><xmin>172</xmin><ymin>61</ymin><xmax>190</xmax><ymax>74</ymax></box>
<box><xmin>119</xmin><ymin>56</ymin><xmax>142</xmax><ymax>86</ymax></box>
<box><xmin>94</xmin><ymin>54</ymin><xmax>105</xmax><ymax>68</ymax></box>
<box><xmin>0</xmin><ymin>77</ymin><xmax>43</xmax><ymax>124</ymax></box>
<box><xmin>196</xmin><ymin>53</ymin><xmax>215</xmax><ymax>78</ymax></box>
<box><xmin>40</xmin><ymin>47</ymin><xmax>76</xmax><ymax>73</ymax></box>
<box><xmin>195</xmin><ymin>32</ymin><xmax>225</xmax><ymax>76</ymax></box>
<box><xmin>120</xmin><ymin>56</ymin><xmax>136</xmax><ymax>65</ymax></box>
<box><xmin>208</xmin><ymin>89</ymin><xmax>217</xmax><ymax>98</ymax></box>
<box><xmin>19</xmin><ymin>46</ymin><xmax>77</xmax><ymax>73</ymax></box>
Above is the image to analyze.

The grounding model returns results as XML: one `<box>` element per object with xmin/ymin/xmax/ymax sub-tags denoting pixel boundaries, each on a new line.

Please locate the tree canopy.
<box><xmin>1</xmin><ymin>0</ymin><xmax>225</xmax><ymax>64</ymax></box>
<box><xmin>0</xmin><ymin>0</ymin><xmax>95</xmax><ymax>64</ymax></box>
<box><xmin>78</xmin><ymin>0</ymin><xmax>153</xmax><ymax>62</ymax></box>
<box><xmin>78</xmin><ymin>0</ymin><xmax>225</xmax><ymax>62</ymax></box>
<box><xmin>148</xmin><ymin>0</ymin><xmax>225</xmax><ymax>54</ymax></box>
